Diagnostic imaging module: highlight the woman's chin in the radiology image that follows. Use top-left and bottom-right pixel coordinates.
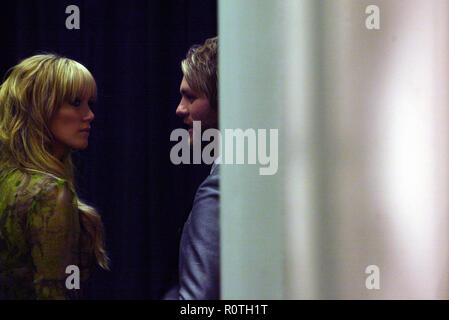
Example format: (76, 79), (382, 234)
(72, 141), (89, 150)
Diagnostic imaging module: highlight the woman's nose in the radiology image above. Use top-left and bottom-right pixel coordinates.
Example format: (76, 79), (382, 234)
(85, 108), (95, 122)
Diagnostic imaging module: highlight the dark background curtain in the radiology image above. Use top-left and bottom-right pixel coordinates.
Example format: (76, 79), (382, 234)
(0, 0), (217, 299)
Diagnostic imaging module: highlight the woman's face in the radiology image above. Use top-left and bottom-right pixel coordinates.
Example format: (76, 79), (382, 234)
(50, 96), (95, 159)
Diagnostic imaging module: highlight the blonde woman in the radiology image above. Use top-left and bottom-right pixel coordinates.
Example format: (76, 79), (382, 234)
(0, 54), (109, 299)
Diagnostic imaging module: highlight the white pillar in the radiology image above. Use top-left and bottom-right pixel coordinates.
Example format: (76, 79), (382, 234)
(284, 0), (449, 299)
(219, 0), (285, 299)
(220, 0), (449, 299)
(283, 0), (320, 299)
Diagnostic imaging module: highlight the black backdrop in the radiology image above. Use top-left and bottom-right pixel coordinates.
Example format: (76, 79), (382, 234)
(0, 0), (217, 299)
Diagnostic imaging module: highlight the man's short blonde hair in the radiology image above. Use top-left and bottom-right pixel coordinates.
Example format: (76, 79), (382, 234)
(181, 36), (218, 110)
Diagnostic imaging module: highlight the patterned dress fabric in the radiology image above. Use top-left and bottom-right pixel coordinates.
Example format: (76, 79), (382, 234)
(0, 169), (94, 299)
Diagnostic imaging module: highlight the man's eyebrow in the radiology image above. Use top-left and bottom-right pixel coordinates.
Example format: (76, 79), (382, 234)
(180, 88), (195, 96)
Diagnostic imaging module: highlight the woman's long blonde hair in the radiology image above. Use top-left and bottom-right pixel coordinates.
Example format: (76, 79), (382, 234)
(0, 54), (109, 270)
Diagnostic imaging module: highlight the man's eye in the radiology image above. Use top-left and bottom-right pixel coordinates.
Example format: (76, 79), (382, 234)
(70, 98), (81, 107)
(187, 95), (196, 102)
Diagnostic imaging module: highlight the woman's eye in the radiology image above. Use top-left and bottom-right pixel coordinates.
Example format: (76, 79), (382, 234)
(70, 98), (81, 107)
(88, 100), (95, 108)
(187, 95), (196, 102)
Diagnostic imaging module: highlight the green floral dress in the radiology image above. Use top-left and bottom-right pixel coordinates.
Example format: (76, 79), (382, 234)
(0, 169), (94, 299)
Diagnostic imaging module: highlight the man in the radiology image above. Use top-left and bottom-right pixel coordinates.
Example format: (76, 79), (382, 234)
(170, 36), (220, 299)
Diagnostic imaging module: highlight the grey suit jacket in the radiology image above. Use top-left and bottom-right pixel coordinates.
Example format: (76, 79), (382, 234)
(178, 162), (220, 299)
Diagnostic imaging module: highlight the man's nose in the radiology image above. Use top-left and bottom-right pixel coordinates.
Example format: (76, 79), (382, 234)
(176, 103), (188, 118)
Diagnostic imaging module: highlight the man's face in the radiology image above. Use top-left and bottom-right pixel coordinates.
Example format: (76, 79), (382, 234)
(176, 76), (218, 146)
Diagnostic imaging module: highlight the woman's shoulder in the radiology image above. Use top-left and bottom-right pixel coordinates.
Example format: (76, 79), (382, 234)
(1, 168), (72, 203)
(0, 169), (76, 240)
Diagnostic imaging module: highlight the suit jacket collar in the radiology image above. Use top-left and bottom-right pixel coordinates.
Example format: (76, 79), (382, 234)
(210, 159), (219, 175)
